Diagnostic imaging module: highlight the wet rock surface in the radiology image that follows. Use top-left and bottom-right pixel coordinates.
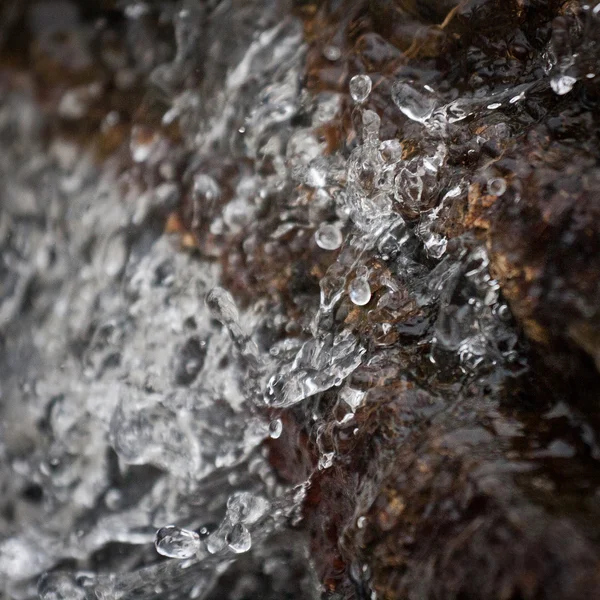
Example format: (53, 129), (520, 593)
(1, 1), (600, 599)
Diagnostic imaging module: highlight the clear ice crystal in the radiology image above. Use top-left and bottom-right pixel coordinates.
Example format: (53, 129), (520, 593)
(349, 74), (372, 103)
(155, 525), (201, 559)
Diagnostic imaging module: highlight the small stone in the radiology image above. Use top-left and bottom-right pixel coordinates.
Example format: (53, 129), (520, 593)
(350, 75), (372, 104)
(155, 526), (200, 559)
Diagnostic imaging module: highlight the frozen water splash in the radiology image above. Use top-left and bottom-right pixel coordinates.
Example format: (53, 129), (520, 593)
(0, 0), (535, 597)
(155, 526), (201, 559)
(265, 331), (366, 408)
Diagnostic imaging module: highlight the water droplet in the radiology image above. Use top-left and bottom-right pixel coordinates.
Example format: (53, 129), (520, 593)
(349, 75), (372, 104)
(349, 277), (371, 306)
(227, 523), (251, 553)
(550, 75), (577, 95)
(391, 82), (436, 123)
(193, 174), (221, 202)
(509, 91), (525, 104)
(269, 418), (283, 439)
(130, 126), (158, 163)
(99, 233), (128, 277)
(38, 572), (86, 600)
(379, 139), (402, 162)
(155, 525), (200, 559)
(487, 102), (502, 110)
(125, 2), (150, 19)
(315, 223), (343, 250)
(318, 451), (335, 470)
(226, 492), (269, 524)
(357, 516), (367, 529)
(497, 304), (511, 321)
(205, 287), (240, 326)
(323, 45), (341, 61)
(487, 177), (507, 196)
(362, 109), (381, 144)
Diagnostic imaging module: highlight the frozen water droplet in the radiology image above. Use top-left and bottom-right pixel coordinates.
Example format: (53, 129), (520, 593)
(362, 109), (380, 142)
(318, 451), (335, 470)
(269, 418), (283, 439)
(206, 287), (239, 326)
(379, 139), (402, 162)
(487, 177), (507, 196)
(315, 223), (343, 250)
(227, 492), (269, 524)
(227, 523), (251, 553)
(391, 82), (436, 123)
(349, 277), (371, 306)
(155, 525), (200, 559)
(349, 75), (372, 103)
(323, 45), (341, 61)
(550, 75), (577, 95)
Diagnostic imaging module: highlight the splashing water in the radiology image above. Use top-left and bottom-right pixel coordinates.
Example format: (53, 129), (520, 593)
(155, 526), (201, 559)
(3, 0), (581, 597)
